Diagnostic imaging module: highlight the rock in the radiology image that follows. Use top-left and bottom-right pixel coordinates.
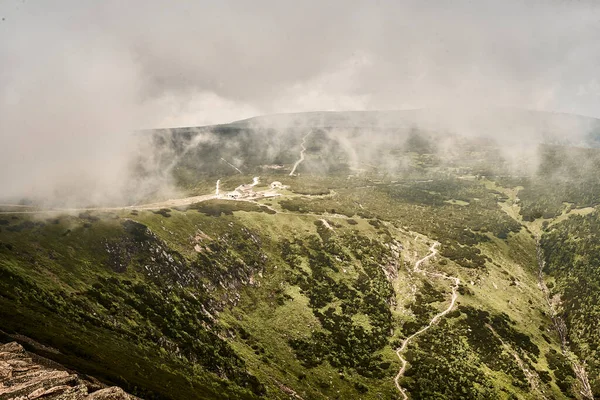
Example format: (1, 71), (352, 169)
(0, 342), (137, 399)
(87, 387), (133, 399)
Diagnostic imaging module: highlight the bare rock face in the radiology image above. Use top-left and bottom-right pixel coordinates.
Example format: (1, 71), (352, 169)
(0, 342), (137, 400)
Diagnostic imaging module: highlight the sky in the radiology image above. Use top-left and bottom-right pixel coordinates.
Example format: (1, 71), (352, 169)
(1, 0), (600, 203)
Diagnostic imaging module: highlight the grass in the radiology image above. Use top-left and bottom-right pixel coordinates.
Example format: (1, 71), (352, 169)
(3, 133), (599, 398)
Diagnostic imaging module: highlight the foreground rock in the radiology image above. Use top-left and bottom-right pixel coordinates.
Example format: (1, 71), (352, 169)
(0, 342), (137, 400)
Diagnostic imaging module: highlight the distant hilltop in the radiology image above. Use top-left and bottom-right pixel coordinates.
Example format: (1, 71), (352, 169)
(149, 108), (600, 148)
(230, 108), (600, 134)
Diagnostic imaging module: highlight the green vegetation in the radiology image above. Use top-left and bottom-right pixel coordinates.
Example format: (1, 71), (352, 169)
(4, 115), (600, 399)
(542, 210), (600, 396)
(189, 199), (276, 216)
(0, 214), (265, 399)
(284, 227), (396, 377)
(518, 145), (600, 220)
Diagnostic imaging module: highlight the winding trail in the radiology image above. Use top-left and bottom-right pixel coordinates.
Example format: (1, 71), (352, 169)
(394, 241), (460, 399)
(289, 132), (311, 176)
(0, 177), (339, 216)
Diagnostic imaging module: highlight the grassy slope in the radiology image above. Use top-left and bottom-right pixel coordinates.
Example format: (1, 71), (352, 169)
(541, 209), (600, 397)
(4, 124), (600, 399)
(0, 177), (575, 399)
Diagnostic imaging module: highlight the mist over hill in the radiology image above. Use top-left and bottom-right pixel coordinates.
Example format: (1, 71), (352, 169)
(3, 107), (600, 398)
(4, 2), (600, 398)
(168, 108), (600, 144)
(4, 107), (600, 208)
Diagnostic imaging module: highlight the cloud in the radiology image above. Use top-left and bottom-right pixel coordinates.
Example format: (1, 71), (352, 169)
(144, 91), (261, 129)
(1, 0), (600, 204)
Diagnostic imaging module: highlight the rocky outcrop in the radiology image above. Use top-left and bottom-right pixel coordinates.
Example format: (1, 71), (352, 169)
(0, 342), (136, 400)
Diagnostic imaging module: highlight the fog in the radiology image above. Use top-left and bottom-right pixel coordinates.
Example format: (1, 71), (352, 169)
(1, 1), (600, 205)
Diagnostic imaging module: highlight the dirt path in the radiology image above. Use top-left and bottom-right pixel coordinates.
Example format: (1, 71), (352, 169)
(220, 157), (243, 174)
(0, 193), (220, 215)
(289, 132), (311, 176)
(394, 242), (460, 399)
(318, 219), (334, 230)
(0, 177), (341, 216)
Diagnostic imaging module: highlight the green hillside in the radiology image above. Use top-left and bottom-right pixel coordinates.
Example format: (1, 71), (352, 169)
(1, 110), (599, 399)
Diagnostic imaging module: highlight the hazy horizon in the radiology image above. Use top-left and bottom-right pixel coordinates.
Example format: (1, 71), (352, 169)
(2, 0), (600, 204)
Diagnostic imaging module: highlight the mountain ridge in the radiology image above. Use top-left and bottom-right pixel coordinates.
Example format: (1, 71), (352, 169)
(2, 112), (600, 398)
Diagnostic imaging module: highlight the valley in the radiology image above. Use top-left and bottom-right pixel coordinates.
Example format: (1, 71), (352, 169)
(2, 110), (600, 399)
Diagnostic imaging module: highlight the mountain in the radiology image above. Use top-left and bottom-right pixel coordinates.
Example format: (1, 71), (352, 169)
(1, 109), (600, 399)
